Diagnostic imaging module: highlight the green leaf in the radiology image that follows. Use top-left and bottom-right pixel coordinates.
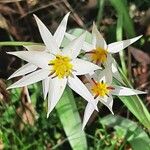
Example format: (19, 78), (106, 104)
(100, 115), (150, 150)
(56, 86), (87, 150)
(109, 0), (135, 37)
(118, 95), (150, 129)
(0, 41), (41, 46)
(115, 67), (150, 129)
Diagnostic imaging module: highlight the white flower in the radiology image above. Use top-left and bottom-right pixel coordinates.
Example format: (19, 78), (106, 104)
(8, 12), (70, 99)
(82, 67), (146, 130)
(65, 23), (142, 82)
(7, 15), (101, 117)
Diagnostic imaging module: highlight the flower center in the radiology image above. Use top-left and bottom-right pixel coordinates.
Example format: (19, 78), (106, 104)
(91, 79), (114, 98)
(49, 55), (73, 79)
(86, 47), (108, 64)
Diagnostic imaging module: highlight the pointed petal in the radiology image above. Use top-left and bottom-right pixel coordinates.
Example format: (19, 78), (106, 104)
(8, 63), (37, 80)
(33, 15), (59, 53)
(7, 69), (50, 89)
(63, 32), (86, 59)
(42, 77), (50, 100)
(82, 100), (98, 130)
(65, 32), (94, 52)
(47, 78), (67, 117)
(72, 58), (100, 75)
(100, 95), (114, 114)
(95, 67), (112, 84)
(54, 12), (70, 47)
(108, 35), (142, 53)
(111, 60), (124, 83)
(7, 51), (53, 69)
(111, 85), (146, 96)
(68, 76), (98, 111)
(24, 45), (46, 51)
(92, 22), (107, 49)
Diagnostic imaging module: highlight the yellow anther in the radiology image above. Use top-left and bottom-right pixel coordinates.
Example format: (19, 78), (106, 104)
(91, 80), (114, 98)
(86, 47), (108, 64)
(49, 55), (73, 79)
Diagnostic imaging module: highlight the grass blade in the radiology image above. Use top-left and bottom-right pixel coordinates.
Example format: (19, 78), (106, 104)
(56, 86), (87, 150)
(115, 67), (150, 129)
(110, 0), (135, 37)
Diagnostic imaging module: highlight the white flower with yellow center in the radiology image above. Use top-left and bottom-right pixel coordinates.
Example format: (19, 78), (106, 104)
(65, 23), (142, 82)
(7, 14), (101, 117)
(8, 12), (71, 100)
(82, 67), (146, 129)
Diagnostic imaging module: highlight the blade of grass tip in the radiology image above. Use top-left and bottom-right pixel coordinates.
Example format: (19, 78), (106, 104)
(0, 41), (41, 46)
(96, 0), (105, 28)
(116, 13), (127, 76)
(56, 86), (87, 150)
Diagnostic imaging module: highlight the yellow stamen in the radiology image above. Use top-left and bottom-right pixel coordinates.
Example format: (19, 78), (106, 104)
(87, 47), (108, 63)
(91, 80), (114, 98)
(49, 55), (73, 79)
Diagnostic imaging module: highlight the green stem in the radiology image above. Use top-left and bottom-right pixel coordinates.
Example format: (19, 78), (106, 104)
(96, 0), (105, 28)
(116, 13), (127, 76)
(0, 41), (41, 46)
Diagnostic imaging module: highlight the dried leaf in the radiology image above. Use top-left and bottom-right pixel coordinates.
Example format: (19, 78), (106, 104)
(16, 87), (37, 130)
(0, 79), (9, 103)
(0, 14), (9, 30)
(129, 46), (150, 65)
(0, 139), (4, 150)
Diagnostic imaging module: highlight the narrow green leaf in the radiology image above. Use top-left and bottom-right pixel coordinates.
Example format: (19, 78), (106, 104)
(110, 0), (135, 37)
(96, 0), (105, 28)
(116, 12), (127, 75)
(56, 86), (87, 150)
(0, 41), (41, 46)
(115, 67), (150, 129)
(118, 95), (150, 129)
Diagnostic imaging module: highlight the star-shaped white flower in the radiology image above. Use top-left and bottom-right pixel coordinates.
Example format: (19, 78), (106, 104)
(65, 23), (142, 82)
(82, 67), (146, 130)
(8, 12), (71, 100)
(7, 19), (100, 117)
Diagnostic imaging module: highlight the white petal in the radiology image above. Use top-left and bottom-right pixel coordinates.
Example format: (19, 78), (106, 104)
(95, 67), (112, 84)
(7, 51), (53, 69)
(68, 76), (98, 111)
(92, 22), (107, 49)
(54, 12), (70, 47)
(107, 35), (142, 53)
(7, 69), (50, 89)
(8, 63), (37, 80)
(72, 58), (100, 75)
(65, 32), (94, 52)
(82, 100), (98, 130)
(42, 77), (50, 100)
(99, 95), (114, 114)
(104, 54), (124, 83)
(33, 15), (59, 54)
(111, 85), (146, 96)
(62, 32), (86, 59)
(47, 78), (67, 117)
(24, 45), (46, 51)
(111, 60), (124, 83)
